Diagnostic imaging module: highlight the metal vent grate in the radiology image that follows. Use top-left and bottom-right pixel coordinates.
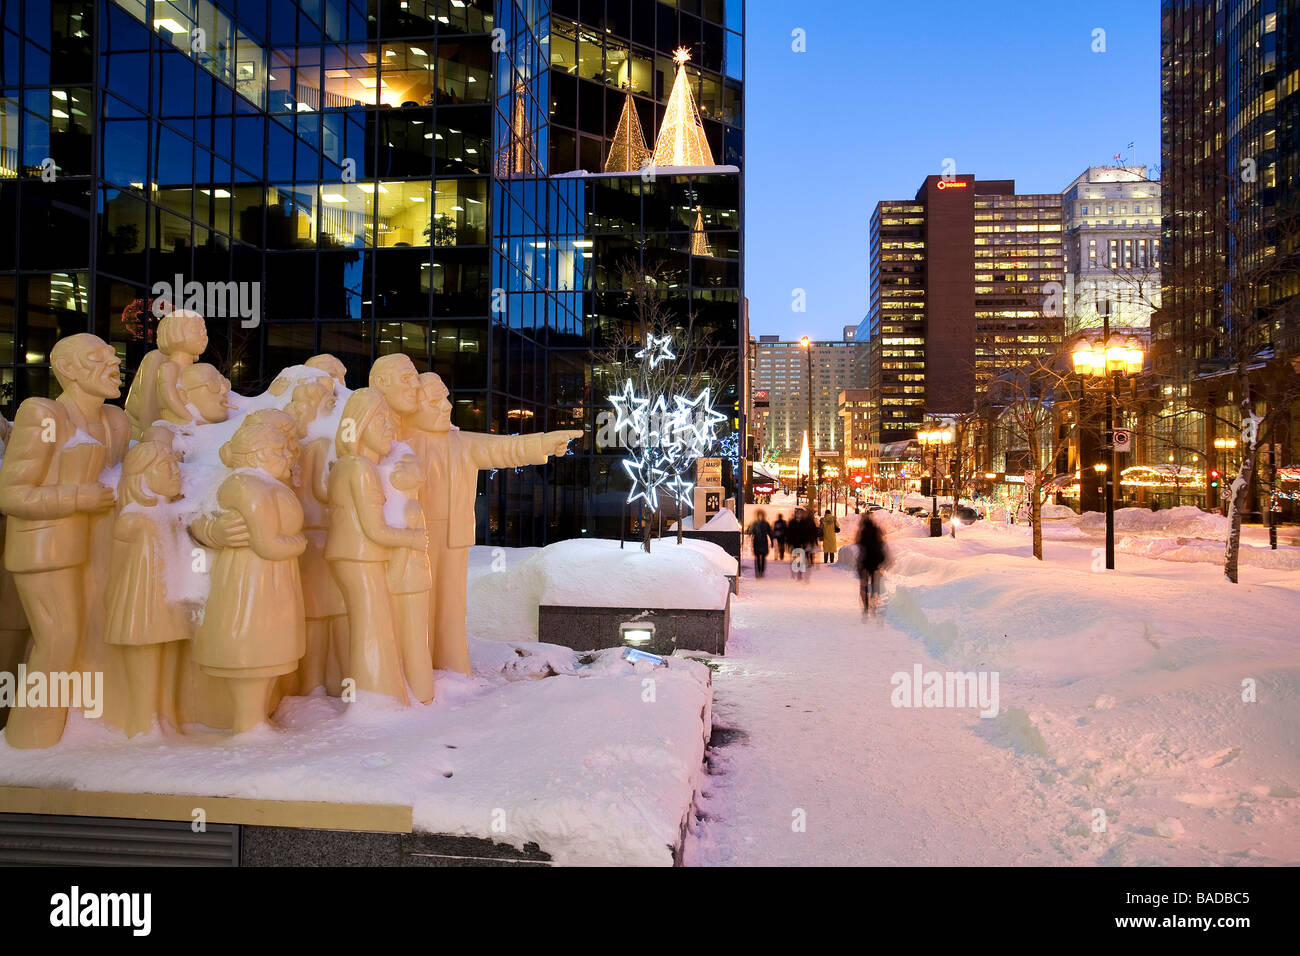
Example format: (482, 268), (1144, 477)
(0, 814), (239, 866)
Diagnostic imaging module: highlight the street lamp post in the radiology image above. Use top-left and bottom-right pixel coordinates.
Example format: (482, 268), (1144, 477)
(918, 426), (954, 538)
(1071, 322), (1144, 571)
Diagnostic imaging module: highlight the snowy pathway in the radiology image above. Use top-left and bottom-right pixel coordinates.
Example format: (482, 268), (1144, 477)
(685, 548), (1064, 865)
(685, 512), (1300, 866)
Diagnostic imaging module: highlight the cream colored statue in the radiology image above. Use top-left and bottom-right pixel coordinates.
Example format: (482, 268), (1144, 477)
(192, 422), (307, 733)
(0, 334), (131, 748)
(386, 454), (434, 703)
(395, 368), (581, 675)
(124, 310), (208, 439)
(306, 354), (348, 388)
(0, 415), (31, 730)
(284, 378), (349, 696)
(325, 388), (425, 703)
(103, 441), (191, 737)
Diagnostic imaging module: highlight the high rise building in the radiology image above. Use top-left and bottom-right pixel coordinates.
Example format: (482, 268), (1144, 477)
(858, 175), (1064, 448)
(1159, 0), (1300, 372)
(1160, 0), (1298, 517)
(1060, 166), (1161, 329)
(837, 387), (872, 472)
(0, 0), (744, 547)
(747, 330), (865, 461)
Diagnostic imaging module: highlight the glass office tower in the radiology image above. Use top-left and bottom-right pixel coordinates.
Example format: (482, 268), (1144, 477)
(0, 0), (744, 546)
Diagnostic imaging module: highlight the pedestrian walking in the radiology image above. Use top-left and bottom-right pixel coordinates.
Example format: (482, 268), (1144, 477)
(855, 514), (888, 614)
(787, 507), (811, 581)
(819, 509), (840, 563)
(747, 509), (774, 578)
(771, 513), (787, 561)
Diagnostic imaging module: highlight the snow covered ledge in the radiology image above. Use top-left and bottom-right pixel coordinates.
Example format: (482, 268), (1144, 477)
(516, 538), (735, 656)
(0, 640), (713, 866)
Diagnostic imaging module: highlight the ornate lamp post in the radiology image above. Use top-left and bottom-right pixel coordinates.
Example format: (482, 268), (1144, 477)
(918, 426), (954, 538)
(1071, 329), (1144, 570)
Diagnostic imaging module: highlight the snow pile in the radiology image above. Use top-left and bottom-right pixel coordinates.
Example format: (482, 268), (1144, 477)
(1078, 505), (1230, 537)
(699, 507), (741, 532)
(467, 537), (732, 643)
(0, 641), (714, 867)
(1118, 534), (1300, 570)
(1040, 503), (1077, 520)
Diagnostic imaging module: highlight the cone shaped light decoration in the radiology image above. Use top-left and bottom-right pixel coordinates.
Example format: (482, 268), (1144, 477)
(650, 48), (715, 168)
(604, 89), (652, 173)
(798, 431), (810, 478)
(690, 205), (711, 257)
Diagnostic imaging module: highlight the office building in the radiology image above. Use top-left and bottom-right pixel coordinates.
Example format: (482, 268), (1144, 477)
(858, 175), (1064, 447)
(747, 329), (865, 461)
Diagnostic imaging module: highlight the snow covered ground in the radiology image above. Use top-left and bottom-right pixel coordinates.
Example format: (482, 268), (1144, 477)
(686, 497), (1300, 865)
(0, 640), (712, 867)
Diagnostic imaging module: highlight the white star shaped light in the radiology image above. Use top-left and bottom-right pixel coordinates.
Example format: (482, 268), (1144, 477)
(635, 333), (677, 369)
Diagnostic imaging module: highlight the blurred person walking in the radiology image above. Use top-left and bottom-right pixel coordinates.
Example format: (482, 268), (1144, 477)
(771, 513), (787, 561)
(747, 509), (774, 578)
(819, 509), (840, 563)
(855, 514), (888, 614)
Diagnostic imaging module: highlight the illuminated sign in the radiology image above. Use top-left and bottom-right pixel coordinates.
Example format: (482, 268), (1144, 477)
(936, 180), (968, 191)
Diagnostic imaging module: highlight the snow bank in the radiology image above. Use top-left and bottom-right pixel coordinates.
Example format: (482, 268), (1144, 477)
(700, 507), (740, 532)
(467, 538), (732, 644)
(1078, 505), (1229, 537)
(0, 641), (713, 867)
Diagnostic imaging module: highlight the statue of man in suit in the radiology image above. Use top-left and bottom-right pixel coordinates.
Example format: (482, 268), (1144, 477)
(0, 334), (130, 748)
(369, 356), (580, 674)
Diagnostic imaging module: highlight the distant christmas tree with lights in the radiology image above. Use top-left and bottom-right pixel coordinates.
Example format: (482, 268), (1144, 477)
(604, 89), (652, 173)
(651, 47), (715, 168)
(690, 205), (711, 257)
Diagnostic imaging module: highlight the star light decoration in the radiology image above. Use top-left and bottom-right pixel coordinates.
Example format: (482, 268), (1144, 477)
(634, 333), (677, 369)
(613, 368), (726, 512)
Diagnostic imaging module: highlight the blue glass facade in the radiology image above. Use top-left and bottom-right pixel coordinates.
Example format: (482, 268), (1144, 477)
(0, 0), (742, 545)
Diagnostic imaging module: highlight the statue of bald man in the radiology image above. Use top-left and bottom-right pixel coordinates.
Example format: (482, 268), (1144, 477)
(369, 355), (580, 674)
(0, 334), (130, 747)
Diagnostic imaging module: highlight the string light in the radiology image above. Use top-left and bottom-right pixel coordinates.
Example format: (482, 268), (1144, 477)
(650, 47), (715, 168)
(604, 88), (652, 173)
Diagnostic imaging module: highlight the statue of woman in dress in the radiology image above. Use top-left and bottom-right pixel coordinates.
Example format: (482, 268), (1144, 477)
(284, 378), (349, 695)
(325, 388), (425, 704)
(103, 441), (191, 737)
(192, 422), (307, 733)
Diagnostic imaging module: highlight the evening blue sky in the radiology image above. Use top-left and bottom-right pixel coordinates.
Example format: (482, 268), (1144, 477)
(742, 0), (1161, 341)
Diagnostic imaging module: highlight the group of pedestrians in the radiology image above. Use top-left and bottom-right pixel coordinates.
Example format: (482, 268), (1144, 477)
(745, 504), (889, 616)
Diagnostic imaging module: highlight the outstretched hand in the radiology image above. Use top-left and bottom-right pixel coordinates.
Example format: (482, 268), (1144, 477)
(547, 429), (583, 457)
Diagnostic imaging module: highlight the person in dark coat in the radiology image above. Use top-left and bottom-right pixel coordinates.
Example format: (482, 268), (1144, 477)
(746, 509), (774, 577)
(855, 515), (888, 613)
(771, 514), (787, 561)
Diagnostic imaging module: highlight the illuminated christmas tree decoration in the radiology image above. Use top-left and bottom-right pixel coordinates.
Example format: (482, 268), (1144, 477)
(690, 206), (711, 257)
(604, 89), (652, 173)
(650, 47), (716, 168)
(635, 332), (677, 369)
(607, 339), (727, 514)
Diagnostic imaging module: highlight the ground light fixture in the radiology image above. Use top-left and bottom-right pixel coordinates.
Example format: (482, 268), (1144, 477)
(619, 621), (656, 647)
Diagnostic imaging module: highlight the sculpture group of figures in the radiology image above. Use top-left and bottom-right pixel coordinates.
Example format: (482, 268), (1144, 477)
(0, 312), (580, 749)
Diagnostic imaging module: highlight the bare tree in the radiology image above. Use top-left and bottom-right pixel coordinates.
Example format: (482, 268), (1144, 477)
(982, 345), (1098, 561)
(592, 259), (736, 550)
